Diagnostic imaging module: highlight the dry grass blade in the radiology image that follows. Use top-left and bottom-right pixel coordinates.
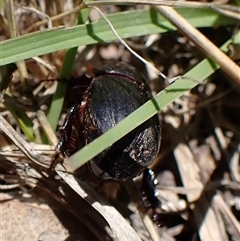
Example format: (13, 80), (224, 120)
(125, 180), (161, 241)
(156, 6), (240, 85)
(5, 0), (28, 87)
(24, 4), (82, 33)
(229, 143), (240, 183)
(56, 164), (142, 241)
(84, 0), (229, 9)
(1, 1), (239, 240)
(174, 144), (224, 241)
(211, 4), (240, 20)
(36, 110), (58, 146)
(20, 6), (53, 28)
(0, 115), (50, 167)
(85, 0), (240, 20)
(213, 193), (240, 240)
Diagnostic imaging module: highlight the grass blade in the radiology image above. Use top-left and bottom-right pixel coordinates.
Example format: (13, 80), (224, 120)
(47, 8), (90, 131)
(68, 57), (220, 171)
(1, 8), (237, 65)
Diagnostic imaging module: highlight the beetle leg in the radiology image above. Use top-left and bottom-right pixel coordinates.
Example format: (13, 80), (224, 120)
(140, 168), (161, 221)
(56, 104), (84, 157)
(50, 104), (84, 169)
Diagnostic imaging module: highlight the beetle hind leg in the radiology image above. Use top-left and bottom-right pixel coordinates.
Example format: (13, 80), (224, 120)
(140, 168), (161, 224)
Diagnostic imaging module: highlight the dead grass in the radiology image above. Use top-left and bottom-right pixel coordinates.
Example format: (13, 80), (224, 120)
(0, 1), (240, 241)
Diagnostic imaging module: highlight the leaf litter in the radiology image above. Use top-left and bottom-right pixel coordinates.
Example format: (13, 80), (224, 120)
(0, 1), (239, 241)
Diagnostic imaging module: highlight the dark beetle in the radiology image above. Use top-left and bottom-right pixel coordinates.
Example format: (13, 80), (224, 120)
(55, 62), (161, 181)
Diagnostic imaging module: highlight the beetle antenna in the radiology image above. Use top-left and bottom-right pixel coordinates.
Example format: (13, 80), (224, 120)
(90, 6), (171, 82)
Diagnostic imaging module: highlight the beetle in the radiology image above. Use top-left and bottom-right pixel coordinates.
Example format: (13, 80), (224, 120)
(54, 62), (161, 182)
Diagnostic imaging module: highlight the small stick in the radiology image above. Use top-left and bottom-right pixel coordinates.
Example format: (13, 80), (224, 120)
(156, 6), (240, 85)
(36, 110), (58, 146)
(85, 0), (240, 20)
(0, 115), (49, 168)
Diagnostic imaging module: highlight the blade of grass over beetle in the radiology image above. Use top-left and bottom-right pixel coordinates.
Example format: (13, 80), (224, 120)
(1, 8), (238, 66)
(67, 56), (220, 171)
(68, 36), (237, 171)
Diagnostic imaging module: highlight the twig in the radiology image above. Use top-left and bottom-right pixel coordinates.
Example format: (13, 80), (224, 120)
(20, 6), (53, 28)
(5, 0), (28, 88)
(0, 115), (49, 168)
(84, 0), (228, 9)
(36, 110), (58, 146)
(85, 0), (240, 20)
(56, 163), (142, 241)
(214, 193), (240, 240)
(156, 6), (240, 85)
(24, 4), (83, 33)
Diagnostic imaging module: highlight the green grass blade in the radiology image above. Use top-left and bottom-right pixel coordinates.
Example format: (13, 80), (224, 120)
(68, 38), (235, 171)
(4, 101), (35, 141)
(68, 57), (218, 171)
(1, 8), (237, 65)
(47, 8), (90, 131)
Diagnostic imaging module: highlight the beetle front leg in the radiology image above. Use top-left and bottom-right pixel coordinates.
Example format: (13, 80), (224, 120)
(56, 104), (85, 157)
(50, 104), (84, 170)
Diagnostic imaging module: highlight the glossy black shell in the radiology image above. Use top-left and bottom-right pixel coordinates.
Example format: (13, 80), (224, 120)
(83, 62), (161, 181)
